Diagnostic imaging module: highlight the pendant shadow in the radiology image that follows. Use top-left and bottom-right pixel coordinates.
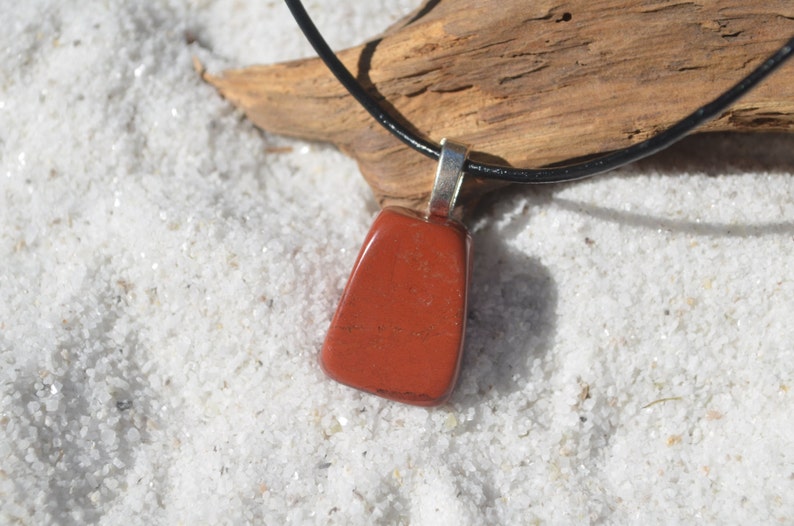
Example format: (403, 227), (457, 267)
(449, 131), (794, 407)
(452, 223), (558, 406)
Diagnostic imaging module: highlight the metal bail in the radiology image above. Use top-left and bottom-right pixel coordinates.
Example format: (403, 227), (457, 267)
(428, 138), (468, 219)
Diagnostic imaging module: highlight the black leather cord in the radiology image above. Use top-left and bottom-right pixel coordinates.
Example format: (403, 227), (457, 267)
(285, 0), (794, 184)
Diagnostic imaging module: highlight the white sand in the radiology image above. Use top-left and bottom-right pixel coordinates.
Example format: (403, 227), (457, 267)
(2, 1), (793, 524)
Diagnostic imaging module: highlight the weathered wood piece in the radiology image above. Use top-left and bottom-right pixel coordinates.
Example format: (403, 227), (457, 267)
(205, 0), (794, 212)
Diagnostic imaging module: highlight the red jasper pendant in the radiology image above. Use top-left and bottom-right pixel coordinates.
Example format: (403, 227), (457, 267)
(321, 207), (472, 405)
(320, 139), (471, 406)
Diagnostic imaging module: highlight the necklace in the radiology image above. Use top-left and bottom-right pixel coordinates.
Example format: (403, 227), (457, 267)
(285, 0), (794, 405)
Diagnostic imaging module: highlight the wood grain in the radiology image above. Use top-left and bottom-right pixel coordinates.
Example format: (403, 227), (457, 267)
(205, 0), (794, 212)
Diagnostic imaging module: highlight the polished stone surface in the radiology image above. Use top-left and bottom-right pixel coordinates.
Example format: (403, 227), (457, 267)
(321, 207), (472, 406)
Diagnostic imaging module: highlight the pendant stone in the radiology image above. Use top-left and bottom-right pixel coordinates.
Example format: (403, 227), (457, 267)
(320, 139), (471, 406)
(321, 207), (471, 405)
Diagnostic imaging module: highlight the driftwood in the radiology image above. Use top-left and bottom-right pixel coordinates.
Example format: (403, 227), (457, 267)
(205, 0), (794, 212)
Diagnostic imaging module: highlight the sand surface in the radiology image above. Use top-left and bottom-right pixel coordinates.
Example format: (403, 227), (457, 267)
(2, 1), (794, 524)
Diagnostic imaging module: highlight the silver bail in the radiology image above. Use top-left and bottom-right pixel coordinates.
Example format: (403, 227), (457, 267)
(428, 138), (468, 219)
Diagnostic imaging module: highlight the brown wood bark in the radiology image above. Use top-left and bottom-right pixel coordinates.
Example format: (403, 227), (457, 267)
(205, 0), (794, 213)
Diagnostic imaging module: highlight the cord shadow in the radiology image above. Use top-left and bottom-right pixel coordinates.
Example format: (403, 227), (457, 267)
(475, 132), (794, 239)
(567, 132), (794, 237)
(551, 196), (794, 238)
(630, 131), (794, 176)
(355, 38), (435, 150)
(404, 0), (443, 26)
